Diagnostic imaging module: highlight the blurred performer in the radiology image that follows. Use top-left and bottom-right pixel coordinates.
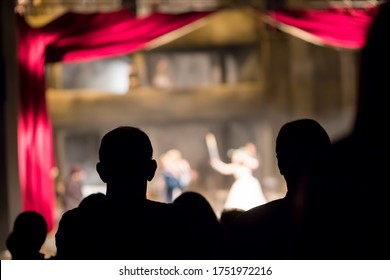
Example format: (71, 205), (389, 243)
(160, 149), (197, 203)
(63, 164), (85, 212)
(152, 57), (172, 89)
(206, 133), (267, 211)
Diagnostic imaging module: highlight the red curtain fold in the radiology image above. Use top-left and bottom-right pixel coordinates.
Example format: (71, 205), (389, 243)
(44, 10), (211, 62)
(268, 6), (378, 49)
(17, 19), (58, 232)
(16, 9), (211, 231)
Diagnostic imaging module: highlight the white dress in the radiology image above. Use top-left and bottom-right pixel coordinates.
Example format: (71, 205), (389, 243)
(223, 167), (267, 211)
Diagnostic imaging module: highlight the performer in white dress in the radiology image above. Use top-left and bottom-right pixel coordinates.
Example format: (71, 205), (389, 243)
(206, 133), (267, 211)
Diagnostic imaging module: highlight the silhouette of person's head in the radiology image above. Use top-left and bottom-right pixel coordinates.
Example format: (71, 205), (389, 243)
(276, 119), (331, 193)
(173, 191), (227, 259)
(96, 126), (157, 199)
(6, 211), (48, 260)
(174, 191), (217, 221)
(79, 192), (106, 209)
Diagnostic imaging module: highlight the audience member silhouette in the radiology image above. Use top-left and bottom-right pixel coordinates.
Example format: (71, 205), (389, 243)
(235, 119), (331, 259)
(6, 211), (48, 260)
(55, 126), (183, 259)
(172, 191), (229, 259)
(219, 208), (245, 251)
(319, 1), (390, 259)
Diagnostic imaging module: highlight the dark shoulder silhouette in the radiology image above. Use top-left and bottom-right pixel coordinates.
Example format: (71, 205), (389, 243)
(326, 2), (390, 259)
(6, 211), (48, 260)
(220, 209), (244, 232)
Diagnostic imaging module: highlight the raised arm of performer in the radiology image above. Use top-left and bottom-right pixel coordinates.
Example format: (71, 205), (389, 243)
(206, 133), (236, 175)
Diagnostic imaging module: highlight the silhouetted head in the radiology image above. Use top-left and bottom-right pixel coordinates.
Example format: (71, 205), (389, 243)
(79, 192), (106, 209)
(6, 211), (47, 260)
(173, 191), (217, 221)
(96, 126), (157, 198)
(276, 119), (331, 189)
(173, 191), (226, 259)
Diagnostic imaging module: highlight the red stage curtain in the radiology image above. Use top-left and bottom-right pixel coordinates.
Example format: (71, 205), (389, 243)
(16, 9), (211, 231)
(267, 6), (378, 49)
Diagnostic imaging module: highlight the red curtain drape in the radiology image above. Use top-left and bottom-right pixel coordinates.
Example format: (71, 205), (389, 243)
(16, 9), (211, 231)
(267, 6), (378, 49)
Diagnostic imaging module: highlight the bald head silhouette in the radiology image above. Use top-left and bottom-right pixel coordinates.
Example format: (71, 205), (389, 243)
(96, 126), (157, 199)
